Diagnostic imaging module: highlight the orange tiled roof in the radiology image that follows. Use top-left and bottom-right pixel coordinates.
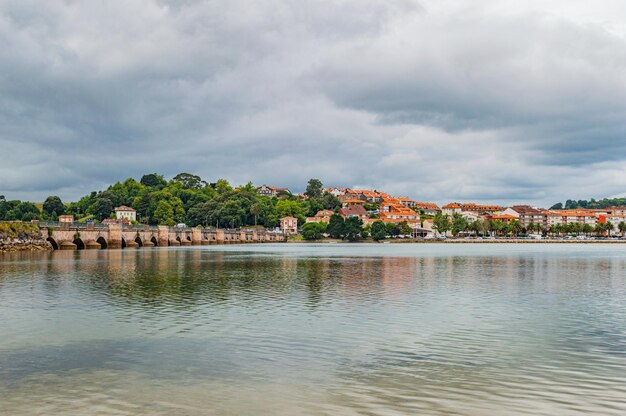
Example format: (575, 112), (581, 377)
(413, 202), (440, 210)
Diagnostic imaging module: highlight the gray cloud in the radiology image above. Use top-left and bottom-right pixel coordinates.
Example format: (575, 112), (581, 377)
(1, 0), (626, 206)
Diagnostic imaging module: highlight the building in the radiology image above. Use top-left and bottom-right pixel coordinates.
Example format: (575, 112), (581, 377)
(338, 205), (369, 221)
(504, 206), (547, 229)
(442, 203), (461, 216)
(324, 187), (349, 197)
(280, 216), (298, 235)
(114, 206), (136, 222)
(395, 197), (417, 208)
(378, 201), (420, 223)
(59, 215), (74, 223)
(490, 214), (518, 223)
(341, 199), (366, 209)
(545, 210), (598, 228)
(257, 185), (289, 198)
(347, 189), (383, 203)
(413, 202), (440, 216)
(305, 210), (334, 223)
(460, 203), (503, 215)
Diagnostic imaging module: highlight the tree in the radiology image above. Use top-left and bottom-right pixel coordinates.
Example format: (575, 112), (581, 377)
(250, 203), (262, 226)
(606, 221), (614, 237)
(140, 173), (167, 188)
(371, 220), (387, 241)
(385, 222), (399, 237)
(301, 222), (327, 240)
(327, 214), (345, 238)
(450, 213), (468, 236)
(343, 217), (364, 241)
(398, 221), (412, 236)
(322, 192), (341, 211)
(154, 200), (175, 225)
(172, 173), (208, 189)
(276, 199), (305, 224)
(549, 202), (563, 210)
(305, 178), (323, 199)
(433, 213), (450, 235)
(89, 198), (113, 221)
(508, 220), (522, 236)
(43, 196), (65, 217)
(619, 221), (626, 236)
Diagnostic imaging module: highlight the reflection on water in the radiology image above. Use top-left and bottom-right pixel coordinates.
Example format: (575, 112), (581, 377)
(1, 244), (626, 415)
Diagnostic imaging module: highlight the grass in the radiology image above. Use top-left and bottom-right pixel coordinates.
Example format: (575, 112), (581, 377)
(0, 222), (40, 239)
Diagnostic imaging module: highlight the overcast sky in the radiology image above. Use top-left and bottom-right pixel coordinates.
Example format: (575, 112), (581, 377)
(1, 0), (626, 206)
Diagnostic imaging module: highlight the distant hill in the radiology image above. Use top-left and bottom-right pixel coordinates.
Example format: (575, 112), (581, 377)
(550, 197), (626, 210)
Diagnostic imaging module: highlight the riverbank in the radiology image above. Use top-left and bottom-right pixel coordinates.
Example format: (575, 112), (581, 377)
(0, 222), (51, 252)
(289, 238), (626, 244)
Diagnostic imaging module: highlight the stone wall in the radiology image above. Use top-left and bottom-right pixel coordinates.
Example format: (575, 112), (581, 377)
(0, 222), (52, 252)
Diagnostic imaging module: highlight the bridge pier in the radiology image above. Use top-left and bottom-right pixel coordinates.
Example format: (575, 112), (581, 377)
(59, 241), (77, 250)
(158, 226), (169, 247)
(86, 241), (102, 250)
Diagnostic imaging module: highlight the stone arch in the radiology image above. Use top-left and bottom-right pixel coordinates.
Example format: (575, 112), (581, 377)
(176, 236), (182, 243)
(96, 236), (108, 249)
(73, 238), (85, 250)
(135, 236), (143, 247)
(151, 236), (158, 246)
(47, 237), (59, 250)
(121, 238), (127, 249)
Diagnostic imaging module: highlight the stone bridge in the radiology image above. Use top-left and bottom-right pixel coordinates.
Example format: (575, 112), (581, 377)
(43, 223), (287, 250)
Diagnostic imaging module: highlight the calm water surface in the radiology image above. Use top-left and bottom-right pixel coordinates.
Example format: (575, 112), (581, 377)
(1, 243), (626, 415)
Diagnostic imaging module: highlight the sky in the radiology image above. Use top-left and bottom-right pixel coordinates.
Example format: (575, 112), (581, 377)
(1, 0), (626, 207)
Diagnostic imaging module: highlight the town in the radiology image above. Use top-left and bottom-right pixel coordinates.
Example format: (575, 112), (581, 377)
(2, 173), (626, 243)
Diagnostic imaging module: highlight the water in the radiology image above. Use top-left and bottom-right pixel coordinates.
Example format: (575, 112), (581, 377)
(1, 243), (625, 415)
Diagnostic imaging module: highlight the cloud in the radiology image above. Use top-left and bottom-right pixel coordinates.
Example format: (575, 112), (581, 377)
(0, 0), (625, 206)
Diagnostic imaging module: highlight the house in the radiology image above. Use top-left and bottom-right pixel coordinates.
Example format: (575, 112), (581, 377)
(347, 189), (383, 203)
(442, 203), (461, 216)
(114, 206), (136, 222)
(413, 202), (440, 216)
(341, 199), (366, 209)
(460, 211), (482, 223)
(305, 210), (334, 223)
(324, 187), (349, 197)
(338, 205), (369, 221)
(378, 202), (419, 223)
(280, 216), (298, 235)
(59, 215), (74, 223)
(257, 185), (289, 198)
(395, 197), (417, 208)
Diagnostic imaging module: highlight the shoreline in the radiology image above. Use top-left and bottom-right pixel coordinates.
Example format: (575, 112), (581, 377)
(288, 238), (626, 244)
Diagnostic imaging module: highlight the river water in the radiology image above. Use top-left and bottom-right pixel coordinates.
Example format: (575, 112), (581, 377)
(1, 243), (625, 415)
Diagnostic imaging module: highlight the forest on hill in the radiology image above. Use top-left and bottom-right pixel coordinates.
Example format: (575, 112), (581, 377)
(550, 197), (626, 210)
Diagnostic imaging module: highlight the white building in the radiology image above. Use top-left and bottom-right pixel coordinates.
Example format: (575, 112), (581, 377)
(114, 206), (136, 222)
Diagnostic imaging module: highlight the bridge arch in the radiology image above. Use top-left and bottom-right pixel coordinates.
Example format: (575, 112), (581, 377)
(47, 237), (59, 250)
(73, 238), (85, 250)
(121, 238), (127, 249)
(151, 236), (158, 246)
(96, 236), (108, 249)
(135, 236), (143, 247)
